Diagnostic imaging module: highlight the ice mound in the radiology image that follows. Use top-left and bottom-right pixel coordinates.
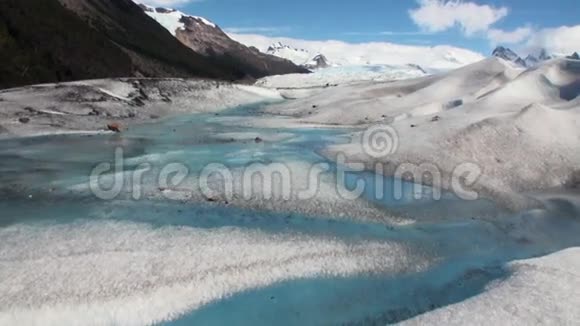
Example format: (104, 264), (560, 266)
(403, 247), (580, 325)
(479, 58), (580, 108)
(264, 58), (522, 125)
(293, 58), (580, 209)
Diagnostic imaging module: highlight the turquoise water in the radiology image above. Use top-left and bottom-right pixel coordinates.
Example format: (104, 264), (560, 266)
(170, 262), (507, 325)
(1, 103), (580, 324)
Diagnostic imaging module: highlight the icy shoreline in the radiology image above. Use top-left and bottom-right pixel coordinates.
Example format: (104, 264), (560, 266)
(2, 56), (580, 211)
(0, 78), (282, 139)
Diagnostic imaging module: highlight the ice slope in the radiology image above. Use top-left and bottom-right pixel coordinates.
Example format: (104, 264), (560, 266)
(403, 247), (580, 325)
(264, 57), (522, 123)
(229, 33), (485, 71)
(265, 57), (580, 209)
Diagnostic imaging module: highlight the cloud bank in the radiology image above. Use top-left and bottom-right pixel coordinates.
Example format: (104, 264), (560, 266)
(409, 0), (580, 55)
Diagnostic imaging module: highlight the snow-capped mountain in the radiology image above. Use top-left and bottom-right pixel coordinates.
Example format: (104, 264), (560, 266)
(264, 42), (332, 69)
(266, 42), (311, 64)
(524, 49), (553, 67)
(304, 54), (330, 69)
(493, 46), (553, 68)
(537, 48), (553, 61)
(228, 33), (485, 71)
(492, 46), (523, 64)
(524, 54), (540, 67)
(138, 4), (308, 78)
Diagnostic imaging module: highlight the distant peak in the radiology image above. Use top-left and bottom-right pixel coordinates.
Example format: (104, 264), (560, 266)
(492, 46), (519, 61)
(492, 46), (507, 52)
(303, 54), (330, 69)
(492, 46), (555, 68)
(537, 48), (552, 61)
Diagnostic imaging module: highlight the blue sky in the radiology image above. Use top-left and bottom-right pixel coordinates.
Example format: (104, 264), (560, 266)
(147, 0), (580, 54)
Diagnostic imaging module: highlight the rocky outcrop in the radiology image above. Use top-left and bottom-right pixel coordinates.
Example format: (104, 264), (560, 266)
(407, 64), (428, 74)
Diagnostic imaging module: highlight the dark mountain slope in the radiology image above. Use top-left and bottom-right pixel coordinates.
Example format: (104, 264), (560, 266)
(58, 0), (245, 79)
(0, 0), (304, 89)
(0, 0), (136, 89)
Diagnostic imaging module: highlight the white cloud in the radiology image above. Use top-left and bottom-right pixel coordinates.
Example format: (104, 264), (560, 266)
(487, 26), (533, 45)
(409, 0), (508, 36)
(525, 25), (580, 55)
(343, 31), (432, 36)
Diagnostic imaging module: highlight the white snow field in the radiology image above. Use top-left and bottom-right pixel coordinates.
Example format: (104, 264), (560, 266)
(0, 220), (430, 326)
(255, 65), (429, 97)
(229, 33), (485, 71)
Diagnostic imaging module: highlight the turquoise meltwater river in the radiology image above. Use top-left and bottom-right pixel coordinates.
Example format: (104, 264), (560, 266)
(1, 104), (580, 325)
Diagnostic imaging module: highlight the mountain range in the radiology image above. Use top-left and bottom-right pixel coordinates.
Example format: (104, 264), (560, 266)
(492, 46), (554, 68)
(228, 34), (485, 71)
(3, 0), (553, 91)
